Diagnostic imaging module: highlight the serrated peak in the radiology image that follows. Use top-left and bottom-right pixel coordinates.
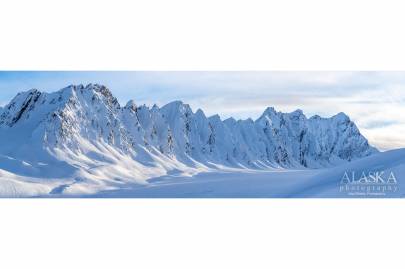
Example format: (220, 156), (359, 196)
(125, 100), (137, 111)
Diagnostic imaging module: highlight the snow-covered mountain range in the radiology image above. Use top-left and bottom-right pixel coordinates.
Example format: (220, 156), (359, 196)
(0, 84), (378, 196)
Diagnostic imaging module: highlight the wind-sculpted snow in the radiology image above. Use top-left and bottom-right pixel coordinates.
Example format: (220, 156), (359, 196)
(87, 149), (405, 198)
(0, 84), (378, 196)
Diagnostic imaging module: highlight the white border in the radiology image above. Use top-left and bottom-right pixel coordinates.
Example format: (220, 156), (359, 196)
(1, 0), (405, 268)
(1, 200), (404, 269)
(1, 0), (405, 70)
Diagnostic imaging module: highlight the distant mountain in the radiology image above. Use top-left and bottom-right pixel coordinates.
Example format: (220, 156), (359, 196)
(0, 84), (377, 196)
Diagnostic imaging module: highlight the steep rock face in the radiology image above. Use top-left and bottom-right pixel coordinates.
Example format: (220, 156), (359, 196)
(0, 85), (132, 151)
(44, 85), (131, 151)
(308, 113), (374, 162)
(0, 89), (43, 127)
(160, 101), (213, 161)
(0, 84), (377, 172)
(255, 109), (376, 168)
(129, 103), (174, 155)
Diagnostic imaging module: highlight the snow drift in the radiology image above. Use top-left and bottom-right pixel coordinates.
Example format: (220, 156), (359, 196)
(287, 148), (405, 198)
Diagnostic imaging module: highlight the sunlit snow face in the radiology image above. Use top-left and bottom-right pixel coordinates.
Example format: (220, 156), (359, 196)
(0, 71), (404, 151)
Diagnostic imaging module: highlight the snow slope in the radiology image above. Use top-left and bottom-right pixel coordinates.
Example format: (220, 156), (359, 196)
(287, 148), (405, 198)
(87, 149), (405, 198)
(0, 84), (379, 197)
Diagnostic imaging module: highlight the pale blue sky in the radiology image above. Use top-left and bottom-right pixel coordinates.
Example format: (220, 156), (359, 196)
(0, 71), (404, 150)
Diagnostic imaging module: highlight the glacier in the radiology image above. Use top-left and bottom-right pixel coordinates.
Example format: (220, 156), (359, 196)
(0, 83), (390, 197)
(87, 149), (405, 198)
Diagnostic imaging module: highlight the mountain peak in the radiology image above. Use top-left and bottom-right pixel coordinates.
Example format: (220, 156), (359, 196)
(0, 88), (43, 126)
(12, 88), (42, 101)
(263, 106), (277, 115)
(195, 108), (206, 118)
(151, 104), (160, 112)
(125, 100), (137, 111)
(309, 115), (323, 120)
(208, 114), (221, 121)
(287, 109), (306, 121)
(60, 83), (113, 96)
(162, 100), (187, 109)
(164, 100), (183, 105)
(85, 83), (109, 93)
(332, 112), (350, 123)
(161, 100), (192, 118)
(291, 109), (303, 115)
(224, 117), (236, 123)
